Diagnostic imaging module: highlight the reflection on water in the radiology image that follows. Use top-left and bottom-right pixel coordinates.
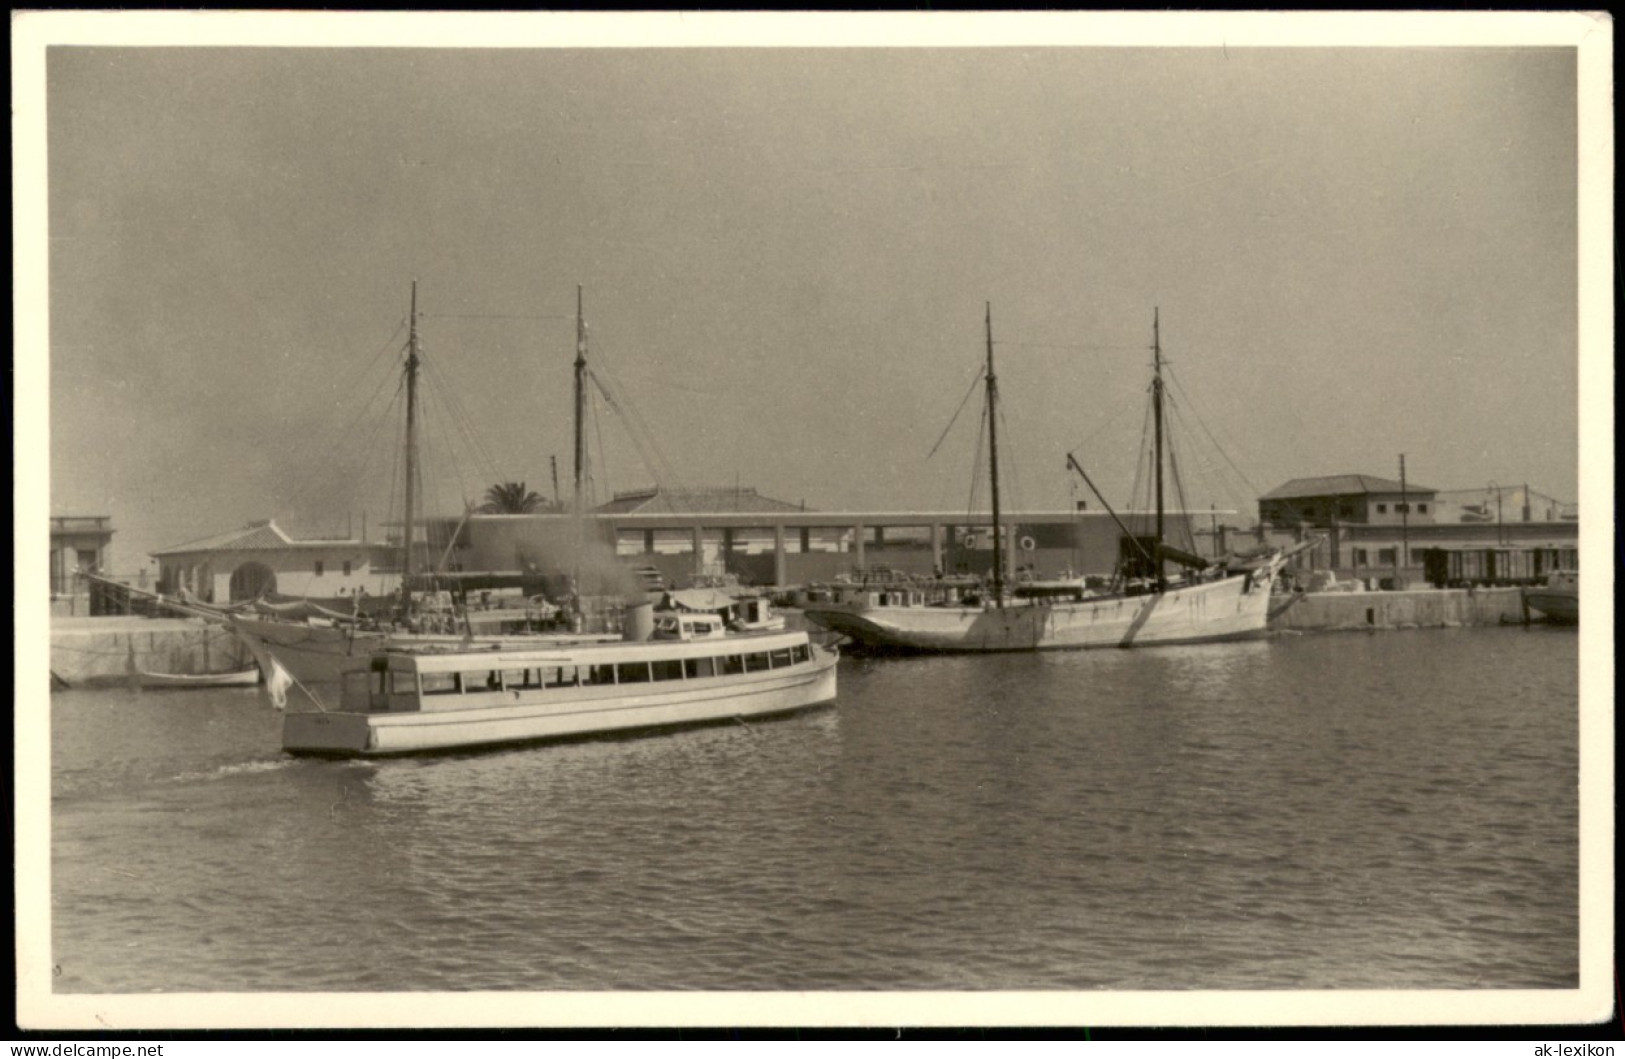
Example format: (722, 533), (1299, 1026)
(49, 626), (1578, 992)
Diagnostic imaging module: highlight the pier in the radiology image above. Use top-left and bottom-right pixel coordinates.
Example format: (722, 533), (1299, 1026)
(49, 615), (254, 688)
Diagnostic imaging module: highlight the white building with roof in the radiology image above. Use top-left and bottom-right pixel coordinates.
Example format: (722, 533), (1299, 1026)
(151, 519), (384, 603)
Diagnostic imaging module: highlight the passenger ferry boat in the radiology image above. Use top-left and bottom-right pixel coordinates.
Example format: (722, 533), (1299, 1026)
(281, 615), (838, 757)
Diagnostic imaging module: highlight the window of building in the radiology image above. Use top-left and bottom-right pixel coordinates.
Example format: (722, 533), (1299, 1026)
(1397, 503), (1410, 514)
(1353, 548), (1369, 565)
(1376, 504), (1387, 514)
(1418, 503), (1428, 514)
(1378, 548), (1397, 564)
(1338, 504), (1354, 519)
(343, 560), (352, 576)
(314, 560), (325, 577)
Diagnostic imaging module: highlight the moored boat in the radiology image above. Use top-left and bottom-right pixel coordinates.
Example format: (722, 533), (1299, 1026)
(281, 625), (838, 757)
(656, 587), (786, 632)
(135, 667), (261, 690)
(801, 305), (1293, 652)
(1524, 570), (1579, 624)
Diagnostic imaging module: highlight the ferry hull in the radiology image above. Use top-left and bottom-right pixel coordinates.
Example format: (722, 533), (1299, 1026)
(803, 571), (1276, 652)
(283, 651), (839, 757)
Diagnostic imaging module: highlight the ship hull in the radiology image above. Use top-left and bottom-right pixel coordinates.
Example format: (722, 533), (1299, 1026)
(803, 569), (1277, 652)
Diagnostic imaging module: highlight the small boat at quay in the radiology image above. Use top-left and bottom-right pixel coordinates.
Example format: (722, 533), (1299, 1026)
(801, 305), (1292, 652)
(281, 621), (839, 757)
(1524, 570), (1579, 624)
(136, 667), (261, 690)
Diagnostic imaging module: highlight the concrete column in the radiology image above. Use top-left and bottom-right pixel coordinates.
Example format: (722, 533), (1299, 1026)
(643, 528), (655, 555)
(930, 522), (944, 573)
(692, 524), (704, 580)
(773, 524), (787, 587)
(854, 522), (866, 571)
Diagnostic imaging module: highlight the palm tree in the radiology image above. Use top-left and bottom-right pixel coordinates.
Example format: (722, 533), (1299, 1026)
(480, 481), (548, 514)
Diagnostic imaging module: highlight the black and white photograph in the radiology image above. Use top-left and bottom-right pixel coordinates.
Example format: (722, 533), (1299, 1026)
(14, 10), (1612, 1032)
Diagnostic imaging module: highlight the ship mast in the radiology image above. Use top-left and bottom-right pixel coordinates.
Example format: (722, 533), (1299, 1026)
(399, 280), (421, 612)
(573, 284), (588, 513)
(1151, 307), (1166, 591)
(570, 286), (588, 606)
(986, 302), (1005, 607)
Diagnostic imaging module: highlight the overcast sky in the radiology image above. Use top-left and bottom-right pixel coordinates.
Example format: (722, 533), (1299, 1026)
(24, 14), (1601, 573)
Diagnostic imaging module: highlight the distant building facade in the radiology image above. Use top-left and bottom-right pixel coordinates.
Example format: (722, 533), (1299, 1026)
(456, 486), (1208, 589)
(1257, 473), (1577, 582)
(1259, 474), (1439, 528)
(152, 520), (383, 603)
(50, 515), (114, 597)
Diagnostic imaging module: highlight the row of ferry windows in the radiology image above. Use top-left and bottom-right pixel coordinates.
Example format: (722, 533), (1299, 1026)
(415, 644), (812, 696)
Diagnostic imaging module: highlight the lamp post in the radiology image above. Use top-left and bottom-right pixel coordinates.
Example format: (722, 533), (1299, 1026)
(1398, 454), (1410, 572)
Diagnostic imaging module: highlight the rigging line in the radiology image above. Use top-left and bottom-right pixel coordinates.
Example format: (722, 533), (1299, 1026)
(418, 384), (477, 520)
(417, 355), (504, 491)
(1128, 394), (1156, 535)
(966, 388), (989, 525)
(1066, 388), (1143, 455)
(309, 380), (407, 530)
(266, 324), (407, 517)
(997, 341), (1149, 352)
(995, 402), (1028, 519)
(590, 384), (611, 510)
(1167, 398), (1250, 517)
(610, 368), (688, 497)
(424, 333), (510, 474)
(277, 356), (406, 527)
(1165, 367), (1262, 498)
(591, 370), (661, 496)
(420, 313), (572, 321)
(587, 355), (692, 503)
(592, 341), (691, 496)
(927, 368), (986, 460)
(1163, 413), (1195, 552)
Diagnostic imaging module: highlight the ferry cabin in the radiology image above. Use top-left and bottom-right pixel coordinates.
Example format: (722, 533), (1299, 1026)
(343, 637), (817, 713)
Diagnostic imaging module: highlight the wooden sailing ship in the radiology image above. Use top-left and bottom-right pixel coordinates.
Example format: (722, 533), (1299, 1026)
(801, 306), (1291, 651)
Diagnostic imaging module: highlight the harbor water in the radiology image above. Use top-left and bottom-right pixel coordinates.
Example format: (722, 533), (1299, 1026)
(49, 625), (1578, 993)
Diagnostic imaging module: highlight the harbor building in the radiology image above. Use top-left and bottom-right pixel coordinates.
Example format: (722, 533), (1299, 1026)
(1257, 474), (1577, 585)
(152, 489), (1213, 600)
(50, 515), (114, 597)
(143, 473), (1573, 602)
(152, 519), (380, 603)
(440, 487), (1210, 591)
